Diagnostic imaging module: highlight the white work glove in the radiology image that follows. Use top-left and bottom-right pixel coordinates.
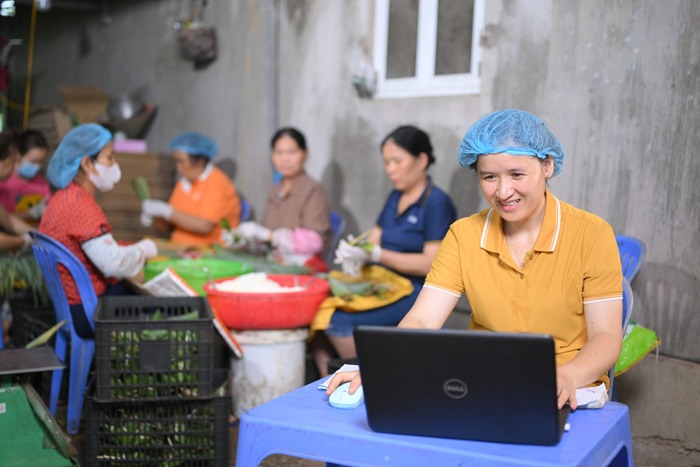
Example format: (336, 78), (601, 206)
(21, 231), (33, 247)
(142, 199), (173, 221)
(220, 229), (246, 249)
(236, 221), (272, 242)
(221, 229), (234, 247)
(334, 238), (382, 263)
(27, 199), (47, 220)
(333, 238), (382, 277)
(135, 239), (158, 259)
(140, 212), (153, 227)
(271, 228), (294, 255)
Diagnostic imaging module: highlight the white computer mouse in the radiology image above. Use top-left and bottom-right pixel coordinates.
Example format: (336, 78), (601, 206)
(328, 382), (364, 409)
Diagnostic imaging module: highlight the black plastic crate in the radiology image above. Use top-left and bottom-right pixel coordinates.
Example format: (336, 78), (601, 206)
(9, 302), (70, 401)
(84, 395), (230, 466)
(10, 302), (56, 348)
(94, 296), (216, 402)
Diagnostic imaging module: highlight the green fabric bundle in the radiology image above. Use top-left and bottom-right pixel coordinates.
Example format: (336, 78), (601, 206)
(614, 321), (661, 376)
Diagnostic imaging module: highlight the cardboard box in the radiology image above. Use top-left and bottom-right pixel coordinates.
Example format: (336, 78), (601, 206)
(95, 152), (177, 242)
(28, 105), (72, 152)
(57, 84), (109, 124)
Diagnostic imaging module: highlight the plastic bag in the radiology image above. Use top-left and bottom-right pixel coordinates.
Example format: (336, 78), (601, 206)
(614, 321), (662, 376)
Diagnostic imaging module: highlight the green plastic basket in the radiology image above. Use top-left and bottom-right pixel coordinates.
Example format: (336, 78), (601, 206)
(144, 258), (254, 295)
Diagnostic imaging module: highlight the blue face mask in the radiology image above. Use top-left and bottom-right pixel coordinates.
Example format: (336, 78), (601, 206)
(18, 162), (41, 180)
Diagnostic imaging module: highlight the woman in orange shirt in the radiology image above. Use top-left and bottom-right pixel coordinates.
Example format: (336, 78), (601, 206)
(140, 132), (241, 246)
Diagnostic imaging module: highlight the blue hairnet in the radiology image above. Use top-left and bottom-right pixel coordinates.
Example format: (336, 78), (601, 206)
(457, 109), (565, 177)
(170, 132), (218, 159)
(47, 124), (112, 189)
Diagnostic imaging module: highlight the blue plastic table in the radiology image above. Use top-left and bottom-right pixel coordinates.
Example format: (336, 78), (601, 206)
(236, 381), (633, 466)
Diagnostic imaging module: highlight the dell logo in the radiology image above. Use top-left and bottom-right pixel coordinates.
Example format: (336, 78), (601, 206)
(443, 378), (468, 399)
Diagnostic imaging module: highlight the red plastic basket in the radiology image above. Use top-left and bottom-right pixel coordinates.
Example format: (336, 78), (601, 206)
(203, 274), (330, 330)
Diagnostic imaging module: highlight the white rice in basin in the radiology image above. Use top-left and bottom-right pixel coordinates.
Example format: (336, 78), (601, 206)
(215, 272), (304, 293)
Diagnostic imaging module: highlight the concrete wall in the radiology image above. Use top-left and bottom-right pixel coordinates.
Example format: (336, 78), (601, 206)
(275, 1), (485, 237)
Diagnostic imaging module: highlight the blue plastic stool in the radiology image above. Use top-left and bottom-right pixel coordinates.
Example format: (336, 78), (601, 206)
(240, 199), (252, 223)
(616, 235), (646, 283)
(608, 277), (634, 401)
(327, 211), (346, 264)
(237, 381), (633, 466)
(30, 230), (98, 435)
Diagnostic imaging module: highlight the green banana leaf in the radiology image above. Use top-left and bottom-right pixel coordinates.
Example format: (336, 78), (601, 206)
(25, 320), (66, 349)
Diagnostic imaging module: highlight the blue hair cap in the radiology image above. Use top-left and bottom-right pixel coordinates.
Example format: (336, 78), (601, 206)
(457, 109), (565, 177)
(170, 132), (218, 159)
(47, 123), (112, 189)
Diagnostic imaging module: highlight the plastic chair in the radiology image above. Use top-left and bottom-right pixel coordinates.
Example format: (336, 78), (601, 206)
(29, 230), (98, 435)
(616, 235), (646, 283)
(327, 211), (346, 264)
(608, 276), (633, 401)
(240, 199), (252, 223)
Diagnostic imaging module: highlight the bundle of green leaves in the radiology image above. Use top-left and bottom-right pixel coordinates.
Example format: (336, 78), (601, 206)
(0, 250), (50, 306)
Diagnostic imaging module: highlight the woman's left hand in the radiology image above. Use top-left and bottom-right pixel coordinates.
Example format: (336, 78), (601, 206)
(236, 221), (272, 242)
(556, 365), (579, 410)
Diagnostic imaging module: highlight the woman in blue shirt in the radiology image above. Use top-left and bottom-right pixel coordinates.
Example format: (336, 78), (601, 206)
(326, 125), (457, 366)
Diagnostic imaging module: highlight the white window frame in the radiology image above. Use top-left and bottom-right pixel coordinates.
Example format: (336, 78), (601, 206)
(372, 0), (485, 99)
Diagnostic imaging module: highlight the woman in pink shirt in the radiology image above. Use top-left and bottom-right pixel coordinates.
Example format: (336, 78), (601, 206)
(0, 130), (52, 222)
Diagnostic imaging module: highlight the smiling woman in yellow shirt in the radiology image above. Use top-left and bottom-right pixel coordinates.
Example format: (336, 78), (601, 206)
(327, 110), (623, 411)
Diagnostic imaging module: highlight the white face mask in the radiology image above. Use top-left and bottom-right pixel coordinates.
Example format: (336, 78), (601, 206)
(88, 161), (122, 192)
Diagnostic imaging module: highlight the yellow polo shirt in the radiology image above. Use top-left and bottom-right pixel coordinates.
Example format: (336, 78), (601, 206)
(425, 191), (622, 374)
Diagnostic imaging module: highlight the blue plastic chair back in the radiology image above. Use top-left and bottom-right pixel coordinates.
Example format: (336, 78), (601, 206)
(327, 211), (346, 264)
(608, 276), (633, 400)
(616, 235), (646, 283)
(30, 230), (98, 434)
(240, 199), (252, 223)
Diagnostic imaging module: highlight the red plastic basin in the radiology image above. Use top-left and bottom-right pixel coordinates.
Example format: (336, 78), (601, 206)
(203, 274), (330, 330)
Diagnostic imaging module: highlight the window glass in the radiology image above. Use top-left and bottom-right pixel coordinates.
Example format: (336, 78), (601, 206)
(373, 0), (484, 98)
(386, 0), (419, 78)
(435, 0), (473, 75)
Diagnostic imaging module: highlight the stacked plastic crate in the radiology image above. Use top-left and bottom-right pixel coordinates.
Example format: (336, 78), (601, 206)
(86, 296), (230, 466)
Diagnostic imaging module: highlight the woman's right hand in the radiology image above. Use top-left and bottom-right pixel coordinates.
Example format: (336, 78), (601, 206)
(136, 238), (158, 259)
(333, 237), (381, 277)
(142, 199), (174, 220)
(325, 370), (362, 395)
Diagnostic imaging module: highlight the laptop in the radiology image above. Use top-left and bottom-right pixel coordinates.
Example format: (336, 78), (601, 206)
(354, 326), (570, 445)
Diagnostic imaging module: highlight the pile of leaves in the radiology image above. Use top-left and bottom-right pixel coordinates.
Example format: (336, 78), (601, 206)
(0, 250), (50, 306)
(327, 276), (393, 301)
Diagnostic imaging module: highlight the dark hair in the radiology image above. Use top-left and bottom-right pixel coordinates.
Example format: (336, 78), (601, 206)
(16, 129), (48, 156)
(271, 127), (307, 151)
(381, 125), (436, 167)
(0, 132), (17, 161)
